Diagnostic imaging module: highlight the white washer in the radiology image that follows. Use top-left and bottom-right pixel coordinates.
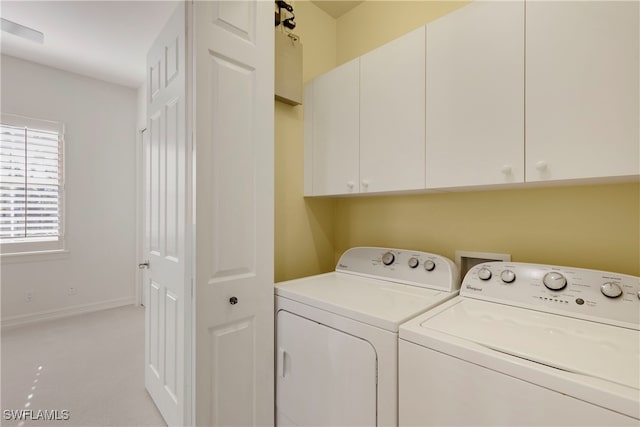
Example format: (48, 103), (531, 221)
(275, 247), (460, 426)
(400, 262), (640, 426)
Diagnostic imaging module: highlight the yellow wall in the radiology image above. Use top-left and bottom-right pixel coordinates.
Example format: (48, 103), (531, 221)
(335, 183), (640, 276)
(274, 1), (640, 282)
(336, 1), (469, 65)
(275, 1), (337, 282)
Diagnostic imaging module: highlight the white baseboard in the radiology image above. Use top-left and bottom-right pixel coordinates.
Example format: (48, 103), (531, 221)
(1, 297), (136, 330)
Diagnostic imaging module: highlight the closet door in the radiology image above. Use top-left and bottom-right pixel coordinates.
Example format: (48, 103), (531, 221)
(526, 1), (639, 182)
(425, 1), (524, 189)
(194, 1), (275, 425)
(360, 26), (426, 193)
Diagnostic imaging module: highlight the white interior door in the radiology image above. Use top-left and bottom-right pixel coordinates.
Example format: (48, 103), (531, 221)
(144, 3), (190, 426)
(193, 1), (274, 425)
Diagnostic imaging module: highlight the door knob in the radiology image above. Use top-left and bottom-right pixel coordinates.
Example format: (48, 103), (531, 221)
(138, 260), (150, 269)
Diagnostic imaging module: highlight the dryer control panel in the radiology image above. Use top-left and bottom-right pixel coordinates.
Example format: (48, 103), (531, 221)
(461, 262), (640, 330)
(336, 247), (460, 292)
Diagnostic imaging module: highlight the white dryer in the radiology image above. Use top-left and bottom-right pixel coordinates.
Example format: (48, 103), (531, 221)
(400, 262), (640, 426)
(275, 247), (460, 426)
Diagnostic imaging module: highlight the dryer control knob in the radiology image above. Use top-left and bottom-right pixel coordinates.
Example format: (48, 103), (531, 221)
(382, 252), (395, 266)
(408, 257), (419, 269)
(601, 282), (623, 299)
(501, 270), (516, 283)
(478, 267), (492, 281)
(543, 272), (567, 291)
(424, 260), (436, 271)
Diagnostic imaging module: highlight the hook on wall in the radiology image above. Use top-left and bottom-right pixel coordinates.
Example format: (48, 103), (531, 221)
(275, 0), (296, 29)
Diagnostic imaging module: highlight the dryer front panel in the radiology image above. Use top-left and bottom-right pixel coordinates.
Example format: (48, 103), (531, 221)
(276, 310), (377, 426)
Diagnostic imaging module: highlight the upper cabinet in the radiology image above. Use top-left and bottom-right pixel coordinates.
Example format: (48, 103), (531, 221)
(425, 0), (524, 189)
(304, 1), (639, 197)
(526, 1), (639, 182)
(360, 26), (426, 193)
(305, 59), (360, 196)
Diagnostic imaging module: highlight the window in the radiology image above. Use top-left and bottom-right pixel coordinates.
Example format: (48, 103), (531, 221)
(0, 114), (65, 254)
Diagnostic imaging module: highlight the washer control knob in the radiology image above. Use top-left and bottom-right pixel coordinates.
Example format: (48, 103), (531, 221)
(478, 267), (492, 281)
(500, 270), (516, 283)
(408, 257), (419, 269)
(424, 260), (436, 271)
(543, 272), (567, 291)
(382, 252), (395, 266)
(601, 282), (623, 299)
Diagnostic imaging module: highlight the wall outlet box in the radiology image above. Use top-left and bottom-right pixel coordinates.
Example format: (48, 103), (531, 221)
(455, 250), (511, 280)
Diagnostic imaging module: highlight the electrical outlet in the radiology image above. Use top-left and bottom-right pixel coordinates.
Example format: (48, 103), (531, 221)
(25, 291), (33, 302)
(68, 287), (77, 296)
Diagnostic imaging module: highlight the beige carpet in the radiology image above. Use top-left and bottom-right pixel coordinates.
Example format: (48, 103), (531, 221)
(1, 305), (166, 427)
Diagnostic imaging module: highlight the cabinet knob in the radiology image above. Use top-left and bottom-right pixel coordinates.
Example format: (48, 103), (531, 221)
(501, 165), (512, 175)
(362, 180), (370, 188)
(536, 161), (548, 171)
(347, 181), (355, 189)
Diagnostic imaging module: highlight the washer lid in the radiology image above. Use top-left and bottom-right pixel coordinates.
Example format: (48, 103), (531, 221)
(275, 272), (455, 332)
(419, 298), (640, 389)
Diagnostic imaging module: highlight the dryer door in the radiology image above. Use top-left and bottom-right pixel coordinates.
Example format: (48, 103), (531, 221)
(276, 310), (377, 426)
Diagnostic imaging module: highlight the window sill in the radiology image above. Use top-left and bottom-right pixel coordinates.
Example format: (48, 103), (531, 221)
(0, 250), (70, 264)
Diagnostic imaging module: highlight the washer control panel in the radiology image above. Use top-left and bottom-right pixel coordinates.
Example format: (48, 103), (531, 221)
(462, 262), (640, 329)
(336, 247), (460, 292)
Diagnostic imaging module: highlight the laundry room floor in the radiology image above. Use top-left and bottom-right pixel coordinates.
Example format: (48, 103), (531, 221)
(1, 305), (166, 427)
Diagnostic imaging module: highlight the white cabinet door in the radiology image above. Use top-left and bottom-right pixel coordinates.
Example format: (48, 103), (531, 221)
(526, 1), (639, 182)
(276, 310), (377, 426)
(308, 59), (360, 196)
(425, 1), (524, 189)
(360, 26), (426, 193)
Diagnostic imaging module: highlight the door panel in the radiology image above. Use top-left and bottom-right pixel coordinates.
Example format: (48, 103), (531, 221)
(360, 26), (425, 193)
(310, 59), (360, 196)
(145, 3), (188, 426)
(209, 318), (256, 426)
(526, 1), (639, 181)
(208, 53), (256, 280)
(194, 1), (274, 426)
(276, 310), (377, 426)
(425, 1), (524, 188)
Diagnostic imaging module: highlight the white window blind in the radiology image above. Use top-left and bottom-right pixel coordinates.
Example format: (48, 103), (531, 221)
(0, 114), (64, 251)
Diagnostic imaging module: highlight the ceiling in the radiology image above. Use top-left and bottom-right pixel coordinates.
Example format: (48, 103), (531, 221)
(0, 1), (178, 88)
(310, 0), (365, 19)
(0, 0), (363, 89)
